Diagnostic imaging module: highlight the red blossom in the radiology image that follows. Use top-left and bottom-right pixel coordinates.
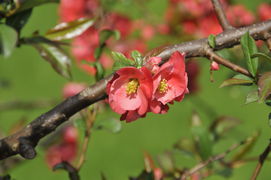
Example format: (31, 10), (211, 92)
(150, 52), (188, 114)
(226, 5), (255, 27)
(258, 3), (271, 21)
(107, 67), (153, 122)
(46, 126), (78, 168)
(62, 82), (87, 98)
(210, 61), (220, 71)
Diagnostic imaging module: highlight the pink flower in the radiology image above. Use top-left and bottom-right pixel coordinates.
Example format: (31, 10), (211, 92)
(107, 67), (153, 122)
(62, 82), (87, 98)
(149, 51), (188, 113)
(210, 61), (220, 71)
(258, 3), (271, 21)
(226, 5), (255, 27)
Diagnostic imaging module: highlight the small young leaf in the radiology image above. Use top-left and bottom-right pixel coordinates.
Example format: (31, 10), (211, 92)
(240, 31), (258, 77)
(251, 52), (271, 62)
(131, 50), (143, 68)
(0, 24), (18, 57)
(208, 34), (216, 48)
(219, 78), (253, 88)
(99, 29), (120, 45)
(6, 9), (32, 33)
(258, 72), (271, 102)
(45, 18), (94, 41)
(245, 91), (259, 104)
(112, 51), (135, 70)
(93, 62), (105, 81)
(32, 42), (72, 79)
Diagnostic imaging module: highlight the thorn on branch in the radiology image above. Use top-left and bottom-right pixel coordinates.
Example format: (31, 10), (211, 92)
(18, 138), (36, 159)
(211, 0), (234, 30)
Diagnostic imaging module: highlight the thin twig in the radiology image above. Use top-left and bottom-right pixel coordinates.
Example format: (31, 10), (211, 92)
(76, 107), (96, 170)
(180, 140), (247, 180)
(204, 47), (253, 78)
(0, 99), (57, 111)
(211, 0), (234, 30)
(250, 139), (271, 180)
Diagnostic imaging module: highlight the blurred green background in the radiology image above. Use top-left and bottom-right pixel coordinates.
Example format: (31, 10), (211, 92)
(1, 0), (271, 179)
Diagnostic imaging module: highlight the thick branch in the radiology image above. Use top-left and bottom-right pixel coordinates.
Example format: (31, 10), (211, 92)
(211, 0), (234, 30)
(1, 20), (271, 161)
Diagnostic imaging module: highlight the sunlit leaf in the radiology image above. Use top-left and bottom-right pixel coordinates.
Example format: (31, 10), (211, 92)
(32, 42), (72, 79)
(157, 151), (174, 173)
(45, 18), (94, 41)
(208, 34), (216, 48)
(173, 137), (196, 158)
(240, 32), (258, 77)
(258, 72), (271, 102)
(6, 9), (32, 33)
(112, 51), (135, 71)
(231, 131), (260, 162)
(131, 50), (143, 68)
(245, 91), (259, 104)
(219, 78), (253, 88)
(252, 52), (271, 62)
(0, 24), (18, 57)
(210, 116), (241, 140)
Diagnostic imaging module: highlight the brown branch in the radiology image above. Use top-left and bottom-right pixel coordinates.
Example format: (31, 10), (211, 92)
(266, 38), (271, 51)
(250, 139), (271, 180)
(204, 47), (253, 78)
(1, 20), (271, 161)
(211, 0), (234, 30)
(180, 139), (248, 180)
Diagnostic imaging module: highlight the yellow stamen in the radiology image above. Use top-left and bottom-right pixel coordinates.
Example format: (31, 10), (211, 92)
(126, 79), (139, 95)
(158, 79), (168, 93)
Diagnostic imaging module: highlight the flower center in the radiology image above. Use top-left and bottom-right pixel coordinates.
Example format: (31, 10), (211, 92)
(126, 79), (139, 95)
(158, 79), (168, 93)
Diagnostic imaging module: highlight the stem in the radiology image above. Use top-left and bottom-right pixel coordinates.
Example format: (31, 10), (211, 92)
(204, 47), (253, 78)
(211, 0), (234, 30)
(76, 108), (96, 170)
(250, 139), (271, 180)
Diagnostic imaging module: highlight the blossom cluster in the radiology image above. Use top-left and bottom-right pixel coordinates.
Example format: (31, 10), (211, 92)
(106, 51), (188, 122)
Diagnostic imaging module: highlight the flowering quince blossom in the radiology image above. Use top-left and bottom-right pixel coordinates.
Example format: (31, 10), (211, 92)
(106, 67), (153, 122)
(149, 52), (189, 114)
(107, 51), (188, 122)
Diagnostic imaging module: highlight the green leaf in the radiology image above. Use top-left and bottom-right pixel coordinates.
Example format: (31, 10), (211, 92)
(258, 72), (271, 102)
(0, 24), (18, 57)
(240, 32), (258, 77)
(99, 29), (120, 45)
(219, 78), (253, 88)
(93, 62), (105, 81)
(93, 118), (122, 133)
(251, 52), (271, 62)
(6, 9), (32, 33)
(245, 91), (259, 104)
(32, 42), (72, 79)
(157, 151), (174, 173)
(45, 18), (94, 41)
(231, 131), (260, 162)
(174, 137), (196, 158)
(208, 34), (216, 48)
(131, 50), (143, 68)
(191, 112), (213, 160)
(112, 51), (135, 71)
